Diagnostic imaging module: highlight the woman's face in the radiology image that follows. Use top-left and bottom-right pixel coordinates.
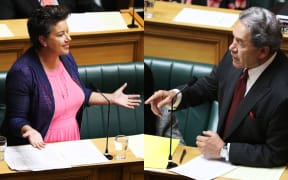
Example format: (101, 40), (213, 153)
(40, 20), (71, 56)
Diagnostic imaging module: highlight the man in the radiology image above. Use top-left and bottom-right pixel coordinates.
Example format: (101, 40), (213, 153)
(0, 0), (103, 19)
(145, 7), (288, 167)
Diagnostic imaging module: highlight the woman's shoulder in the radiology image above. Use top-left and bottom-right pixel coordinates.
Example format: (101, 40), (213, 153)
(10, 49), (37, 70)
(8, 48), (38, 76)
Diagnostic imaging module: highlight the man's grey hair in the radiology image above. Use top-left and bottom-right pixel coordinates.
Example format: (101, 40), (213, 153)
(239, 7), (282, 53)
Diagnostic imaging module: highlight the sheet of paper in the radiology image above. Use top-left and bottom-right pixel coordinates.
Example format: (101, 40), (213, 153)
(144, 134), (180, 169)
(50, 139), (109, 166)
(173, 8), (239, 28)
(0, 24), (14, 37)
(5, 145), (71, 171)
(67, 12), (128, 32)
(223, 165), (286, 180)
(128, 134), (144, 159)
(5, 140), (108, 171)
(169, 155), (237, 180)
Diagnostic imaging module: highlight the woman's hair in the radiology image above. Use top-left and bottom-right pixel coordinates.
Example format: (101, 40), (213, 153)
(239, 7), (282, 54)
(27, 5), (70, 49)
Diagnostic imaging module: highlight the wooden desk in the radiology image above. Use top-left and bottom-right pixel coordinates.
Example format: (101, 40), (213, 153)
(144, 145), (288, 180)
(0, 9), (144, 71)
(144, 1), (240, 65)
(0, 137), (143, 180)
(144, 1), (288, 65)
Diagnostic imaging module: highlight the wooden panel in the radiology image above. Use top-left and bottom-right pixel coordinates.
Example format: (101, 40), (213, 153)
(97, 166), (122, 180)
(144, 26), (228, 64)
(281, 36), (288, 57)
(71, 43), (134, 65)
(123, 163), (144, 180)
(0, 40), (30, 71)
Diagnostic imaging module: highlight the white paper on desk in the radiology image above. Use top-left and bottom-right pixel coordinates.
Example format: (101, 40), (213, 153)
(128, 134), (144, 158)
(67, 12), (128, 32)
(51, 140), (109, 166)
(223, 165), (286, 180)
(5, 145), (71, 171)
(173, 8), (239, 28)
(169, 155), (237, 180)
(0, 24), (14, 37)
(5, 140), (108, 171)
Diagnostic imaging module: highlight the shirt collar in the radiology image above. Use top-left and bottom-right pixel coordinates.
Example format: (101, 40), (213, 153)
(245, 52), (277, 95)
(247, 52), (277, 81)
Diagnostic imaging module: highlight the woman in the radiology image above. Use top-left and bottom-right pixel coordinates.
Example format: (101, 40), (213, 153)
(1, 5), (141, 149)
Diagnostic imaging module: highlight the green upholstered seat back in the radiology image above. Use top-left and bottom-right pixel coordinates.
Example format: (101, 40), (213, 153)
(78, 62), (144, 139)
(144, 57), (218, 146)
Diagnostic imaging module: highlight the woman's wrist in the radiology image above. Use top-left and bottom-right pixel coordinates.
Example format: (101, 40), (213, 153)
(21, 125), (33, 135)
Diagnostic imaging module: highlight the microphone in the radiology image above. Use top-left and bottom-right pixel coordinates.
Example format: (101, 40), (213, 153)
(166, 76), (197, 169)
(127, 0), (139, 28)
(90, 83), (113, 160)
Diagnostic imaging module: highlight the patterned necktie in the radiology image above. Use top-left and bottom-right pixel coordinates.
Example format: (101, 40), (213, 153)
(224, 69), (248, 135)
(42, 0), (55, 6)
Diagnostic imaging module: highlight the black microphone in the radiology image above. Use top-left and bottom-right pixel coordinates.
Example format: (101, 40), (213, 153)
(90, 83), (113, 160)
(167, 76), (197, 169)
(127, 0), (139, 28)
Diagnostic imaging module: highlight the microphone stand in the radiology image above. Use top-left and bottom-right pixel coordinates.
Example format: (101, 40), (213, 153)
(166, 96), (178, 169)
(93, 85), (113, 160)
(127, 3), (138, 28)
(102, 95), (113, 160)
(166, 77), (198, 169)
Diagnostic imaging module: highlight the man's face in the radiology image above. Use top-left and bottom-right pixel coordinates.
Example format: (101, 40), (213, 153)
(229, 21), (262, 69)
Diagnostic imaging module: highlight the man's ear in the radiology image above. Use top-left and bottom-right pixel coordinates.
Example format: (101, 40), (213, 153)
(258, 46), (270, 60)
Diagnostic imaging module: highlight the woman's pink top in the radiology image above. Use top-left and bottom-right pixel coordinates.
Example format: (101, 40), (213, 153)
(44, 61), (85, 143)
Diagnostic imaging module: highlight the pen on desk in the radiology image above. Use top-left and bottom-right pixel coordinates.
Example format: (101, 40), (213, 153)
(179, 149), (186, 164)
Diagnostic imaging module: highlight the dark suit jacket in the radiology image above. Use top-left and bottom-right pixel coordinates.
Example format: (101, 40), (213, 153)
(178, 50), (288, 167)
(0, 0), (103, 19)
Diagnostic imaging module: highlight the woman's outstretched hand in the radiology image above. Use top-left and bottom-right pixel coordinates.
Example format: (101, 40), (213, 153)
(111, 83), (141, 109)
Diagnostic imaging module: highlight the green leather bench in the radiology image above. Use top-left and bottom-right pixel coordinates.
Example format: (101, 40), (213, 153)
(144, 57), (219, 146)
(79, 62), (144, 139)
(0, 62), (144, 139)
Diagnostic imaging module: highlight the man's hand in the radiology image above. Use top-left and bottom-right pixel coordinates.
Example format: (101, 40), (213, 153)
(145, 90), (176, 117)
(196, 131), (225, 159)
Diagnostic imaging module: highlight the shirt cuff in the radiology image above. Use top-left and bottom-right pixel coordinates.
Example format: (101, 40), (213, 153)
(227, 143), (230, 161)
(170, 89), (182, 110)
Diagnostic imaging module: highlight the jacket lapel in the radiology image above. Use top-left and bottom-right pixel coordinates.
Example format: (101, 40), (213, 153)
(223, 83), (270, 139)
(222, 57), (279, 139)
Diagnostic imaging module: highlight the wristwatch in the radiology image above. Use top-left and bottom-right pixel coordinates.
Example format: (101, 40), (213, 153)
(220, 143), (229, 161)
